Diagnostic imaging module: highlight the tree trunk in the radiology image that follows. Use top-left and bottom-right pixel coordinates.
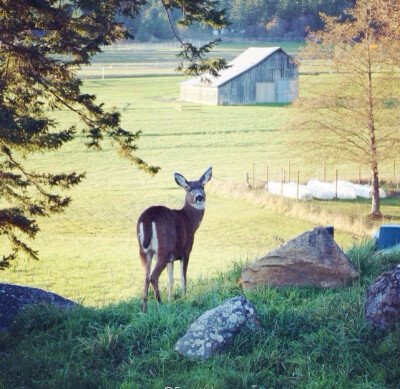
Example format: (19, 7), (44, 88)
(370, 162), (381, 217)
(366, 41), (381, 217)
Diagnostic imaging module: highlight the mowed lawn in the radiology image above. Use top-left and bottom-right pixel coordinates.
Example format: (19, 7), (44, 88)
(0, 75), (377, 306)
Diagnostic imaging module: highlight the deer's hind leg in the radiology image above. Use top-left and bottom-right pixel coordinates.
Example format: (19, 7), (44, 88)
(140, 249), (153, 312)
(149, 252), (170, 305)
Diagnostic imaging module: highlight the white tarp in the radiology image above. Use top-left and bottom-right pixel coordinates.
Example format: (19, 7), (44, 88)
(265, 182), (313, 200)
(306, 179), (335, 200)
(265, 179), (387, 200)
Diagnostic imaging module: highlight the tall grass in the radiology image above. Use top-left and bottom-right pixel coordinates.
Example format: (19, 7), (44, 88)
(1, 242), (400, 388)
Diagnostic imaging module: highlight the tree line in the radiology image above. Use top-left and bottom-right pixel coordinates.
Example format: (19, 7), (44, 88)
(123, 0), (355, 41)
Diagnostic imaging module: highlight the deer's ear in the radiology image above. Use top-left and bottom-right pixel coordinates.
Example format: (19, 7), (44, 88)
(174, 172), (189, 189)
(199, 166), (212, 185)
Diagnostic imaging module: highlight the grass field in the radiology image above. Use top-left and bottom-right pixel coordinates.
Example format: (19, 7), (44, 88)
(1, 74), (323, 305)
(1, 242), (400, 388)
(1, 43), (399, 307)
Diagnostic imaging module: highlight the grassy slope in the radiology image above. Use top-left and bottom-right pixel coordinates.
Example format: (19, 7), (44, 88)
(1, 242), (400, 388)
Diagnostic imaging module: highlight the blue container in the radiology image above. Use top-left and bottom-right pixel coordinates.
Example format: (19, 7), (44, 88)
(378, 224), (400, 250)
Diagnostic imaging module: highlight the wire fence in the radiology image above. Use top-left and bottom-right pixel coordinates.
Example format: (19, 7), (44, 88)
(77, 63), (180, 80)
(245, 160), (400, 199)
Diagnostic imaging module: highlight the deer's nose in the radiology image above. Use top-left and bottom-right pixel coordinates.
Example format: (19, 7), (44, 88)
(195, 194), (204, 203)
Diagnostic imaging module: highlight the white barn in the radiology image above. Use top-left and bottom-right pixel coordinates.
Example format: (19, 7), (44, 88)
(179, 47), (298, 105)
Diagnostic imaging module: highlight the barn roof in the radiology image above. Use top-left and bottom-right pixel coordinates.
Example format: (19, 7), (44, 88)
(180, 47), (282, 88)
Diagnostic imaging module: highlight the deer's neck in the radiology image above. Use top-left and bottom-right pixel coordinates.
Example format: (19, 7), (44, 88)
(182, 202), (205, 232)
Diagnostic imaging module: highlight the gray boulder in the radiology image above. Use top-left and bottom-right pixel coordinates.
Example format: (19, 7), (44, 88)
(174, 296), (259, 360)
(0, 283), (76, 331)
(365, 264), (400, 328)
(240, 227), (359, 290)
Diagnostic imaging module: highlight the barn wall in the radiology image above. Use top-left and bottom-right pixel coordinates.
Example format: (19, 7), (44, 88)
(217, 50), (297, 105)
(180, 85), (217, 105)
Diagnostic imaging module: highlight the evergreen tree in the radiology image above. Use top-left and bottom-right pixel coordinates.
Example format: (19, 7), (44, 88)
(0, 0), (228, 267)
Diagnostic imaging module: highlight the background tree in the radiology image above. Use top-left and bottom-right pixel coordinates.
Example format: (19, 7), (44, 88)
(213, 0), (354, 38)
(0, 0), (229, 267)
(373, 0), (400, 66)
(130, 1), (174, 42)
(291, 0), (400, 217)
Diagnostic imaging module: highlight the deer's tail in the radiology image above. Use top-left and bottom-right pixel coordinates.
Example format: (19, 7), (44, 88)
(137, 221), (154, 251)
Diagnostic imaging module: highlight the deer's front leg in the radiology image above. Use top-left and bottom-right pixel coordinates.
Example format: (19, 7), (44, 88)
(180, 258), (188, 297)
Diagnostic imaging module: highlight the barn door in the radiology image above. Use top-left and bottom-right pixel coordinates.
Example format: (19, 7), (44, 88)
(276, 79), (289, 102)
(277, 79), (297, 103)
(256, 82), (275, 103)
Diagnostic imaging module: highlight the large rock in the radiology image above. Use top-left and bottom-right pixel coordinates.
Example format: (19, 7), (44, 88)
(240, 227), (359, 290)
(0, 283), (76, 331)
(174, 296), (259, 360)
(365, 264), (400, 328)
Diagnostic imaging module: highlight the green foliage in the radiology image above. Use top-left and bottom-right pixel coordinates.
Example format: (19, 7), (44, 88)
(158, 0), (230, 76)
(176, 39), (229, 77)
(0, 0), (154, 265)
(1, 243), (400, 388)
(134, 1), (174, 42)
(121, 0), (355, 39)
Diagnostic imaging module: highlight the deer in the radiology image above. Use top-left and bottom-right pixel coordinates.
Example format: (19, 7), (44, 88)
(137, 167), (212, 312)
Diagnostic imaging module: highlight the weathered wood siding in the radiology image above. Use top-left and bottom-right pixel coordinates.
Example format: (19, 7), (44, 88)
(180, 85), (217, 105)
(217, 50), (297, 105)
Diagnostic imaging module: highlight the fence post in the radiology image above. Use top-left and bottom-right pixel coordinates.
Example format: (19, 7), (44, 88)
(296, 170), (300, 200)
(102, 67), (105, 80)
(335, 169), (338, 199)
(252, 162), (255, 189)
(245, 172), (249, 188)
(288, 161), (291, 182)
